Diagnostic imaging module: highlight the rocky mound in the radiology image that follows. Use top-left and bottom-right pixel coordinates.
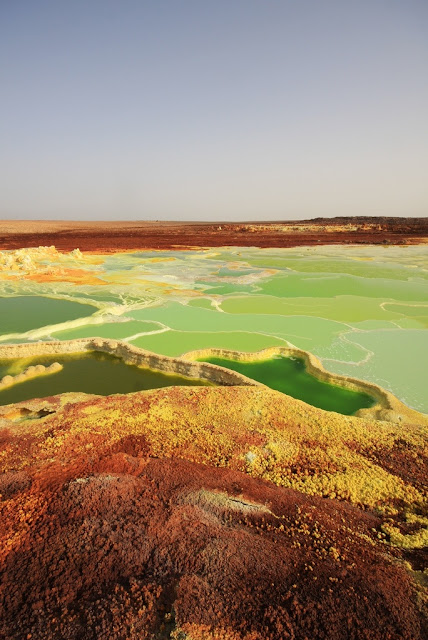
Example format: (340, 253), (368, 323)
(1, 457), (425, 640)
(0, 387), (426, 639)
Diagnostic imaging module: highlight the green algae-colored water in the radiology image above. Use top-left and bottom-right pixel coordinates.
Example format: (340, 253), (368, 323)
(1, 245), (427, 412)
(0, 352), (211, 406)
(200, 355), (375, 415)
(0, 296), (97, 335)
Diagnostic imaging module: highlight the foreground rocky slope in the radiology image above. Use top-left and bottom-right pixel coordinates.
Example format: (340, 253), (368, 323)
(0, 386), (426, 639)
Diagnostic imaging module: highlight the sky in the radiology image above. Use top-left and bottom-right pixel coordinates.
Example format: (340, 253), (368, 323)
(1, 0), (427, 221)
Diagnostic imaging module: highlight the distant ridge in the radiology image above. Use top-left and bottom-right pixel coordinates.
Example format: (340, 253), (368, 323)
(0, 218), (426, 252)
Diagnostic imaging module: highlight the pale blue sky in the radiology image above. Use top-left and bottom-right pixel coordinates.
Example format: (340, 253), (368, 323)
(1, 1), (427, 220)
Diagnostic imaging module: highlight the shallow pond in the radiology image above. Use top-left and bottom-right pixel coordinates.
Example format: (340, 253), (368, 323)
(0, 296), (97, 335)
(200, 355), (375, 415)
(1, 246), (427, 411)
(0, 351), (211, 405)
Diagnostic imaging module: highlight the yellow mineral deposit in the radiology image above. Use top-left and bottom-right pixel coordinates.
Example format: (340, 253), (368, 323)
(0, 361), (63, 390)
(0, 339), (426, 424)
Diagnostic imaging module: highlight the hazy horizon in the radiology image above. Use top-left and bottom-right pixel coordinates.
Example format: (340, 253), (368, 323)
(1, 215), (426, 224)
(1, 1), (428, 221)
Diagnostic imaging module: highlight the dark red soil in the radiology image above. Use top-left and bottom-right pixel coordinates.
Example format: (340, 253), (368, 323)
(0, 454), (425, 640)
(0, 217), (427, 252)
(360, 438), (428, 491)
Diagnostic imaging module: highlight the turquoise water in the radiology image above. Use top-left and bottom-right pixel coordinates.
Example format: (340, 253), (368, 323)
(200, 355), (375, 415)
(0, 352), (211, 406)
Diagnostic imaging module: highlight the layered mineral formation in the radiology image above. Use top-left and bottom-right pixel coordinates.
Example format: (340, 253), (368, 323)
(0, 339), (425, 424)
(182, 345), (427, 424)
(0, 245), (105, 285)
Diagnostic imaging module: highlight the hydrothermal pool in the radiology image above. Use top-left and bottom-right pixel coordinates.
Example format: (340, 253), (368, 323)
(0, 245), (427, 411)
(0, 296), (97, 335)
(200, 355), (375, 415)
(0, 352), (211, 406)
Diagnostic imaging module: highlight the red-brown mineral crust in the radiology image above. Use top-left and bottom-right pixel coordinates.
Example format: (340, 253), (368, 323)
(0, 386), (427, 640)
(0, 217), (427, 252)
(0, 455), (425, 640)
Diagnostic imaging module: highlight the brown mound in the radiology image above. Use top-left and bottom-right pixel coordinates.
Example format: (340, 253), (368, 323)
(0, 456), (424, 640)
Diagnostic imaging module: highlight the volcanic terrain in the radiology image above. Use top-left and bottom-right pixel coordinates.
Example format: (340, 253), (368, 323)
(0, 217), (427, 252)
(0, 385), (426, 640)
(0, 220), (427, 638)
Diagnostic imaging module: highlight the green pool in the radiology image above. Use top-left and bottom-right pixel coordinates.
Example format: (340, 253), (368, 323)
(0, 352), (211, 406)
(1, 246), (426, 412)
(200, 355), (375, 415)
(0, 296), (97, 335)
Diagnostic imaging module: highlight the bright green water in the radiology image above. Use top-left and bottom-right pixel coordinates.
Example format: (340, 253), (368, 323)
(1, 246), (426, 411)
(0, 352), (211, 406)
(0, 296), (97, 335)
(200, 355), (375, 415)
